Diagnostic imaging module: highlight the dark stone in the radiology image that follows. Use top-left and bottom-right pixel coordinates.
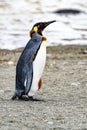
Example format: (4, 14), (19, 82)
(54, 8), (85, 15)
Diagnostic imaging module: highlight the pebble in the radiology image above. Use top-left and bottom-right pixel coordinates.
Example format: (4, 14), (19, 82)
(71, 82), (80, 86)
(78, 61), (87, 65)
(8, 61), (14, 65)
(47, 121), (54, 125)
(0, 90), (4, 93)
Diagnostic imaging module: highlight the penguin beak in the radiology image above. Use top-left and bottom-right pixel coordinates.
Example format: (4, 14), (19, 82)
(42, 20), (56, 30)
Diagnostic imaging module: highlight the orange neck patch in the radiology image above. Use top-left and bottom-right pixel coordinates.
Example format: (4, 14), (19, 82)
(42, 36), (47, 41)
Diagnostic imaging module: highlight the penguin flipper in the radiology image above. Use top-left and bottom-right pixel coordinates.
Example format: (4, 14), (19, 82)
(24, 63), (33, 95)
(17, 63), (33, 95)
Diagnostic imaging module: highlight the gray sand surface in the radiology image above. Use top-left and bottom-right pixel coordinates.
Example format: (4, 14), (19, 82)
(0, 45), (87, 130)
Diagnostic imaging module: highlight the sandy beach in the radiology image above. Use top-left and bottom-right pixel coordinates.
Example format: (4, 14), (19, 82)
(0, 45), (87, 130)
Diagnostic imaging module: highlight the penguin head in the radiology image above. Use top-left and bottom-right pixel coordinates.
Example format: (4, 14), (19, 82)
(30, 20), (56, 37)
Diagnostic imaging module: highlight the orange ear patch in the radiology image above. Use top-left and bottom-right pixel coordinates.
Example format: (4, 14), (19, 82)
(38, 78), (42, 90)
(42, 36), (47, 41)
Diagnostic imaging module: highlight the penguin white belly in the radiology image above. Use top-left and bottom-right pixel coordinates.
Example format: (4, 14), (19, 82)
(28, 41), (46, 96)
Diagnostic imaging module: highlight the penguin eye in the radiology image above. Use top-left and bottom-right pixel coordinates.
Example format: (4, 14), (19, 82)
(37, 25), (40, 28)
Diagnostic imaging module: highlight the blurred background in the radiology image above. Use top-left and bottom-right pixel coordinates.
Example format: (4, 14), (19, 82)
(0, 0), (87, 50)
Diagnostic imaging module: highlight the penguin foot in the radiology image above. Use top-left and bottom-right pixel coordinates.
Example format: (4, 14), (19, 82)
(11, 93), (17, 100)
(18, 95), (29, 101)
(12, 94), (44, 102)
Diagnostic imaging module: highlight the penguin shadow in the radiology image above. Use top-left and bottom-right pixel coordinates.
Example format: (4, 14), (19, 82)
(29, 98), (46, 102)
(11, 95), (46, 102)
(17, 98), (46, 102)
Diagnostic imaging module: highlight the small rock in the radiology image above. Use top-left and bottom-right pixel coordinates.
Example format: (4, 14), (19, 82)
(8, 61), (14, 65)
(0, 90), (4, 93)
(78, 61), (87, 65)
(47, 121), (53, 125)
(71, 82), (80, 86)
(54, 8), (84, 15)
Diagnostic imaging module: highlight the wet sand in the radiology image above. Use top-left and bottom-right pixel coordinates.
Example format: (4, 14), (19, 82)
(0, 45), (87, 130)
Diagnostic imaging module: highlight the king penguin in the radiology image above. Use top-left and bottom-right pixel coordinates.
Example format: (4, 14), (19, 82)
(12, 20), (56, 101)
